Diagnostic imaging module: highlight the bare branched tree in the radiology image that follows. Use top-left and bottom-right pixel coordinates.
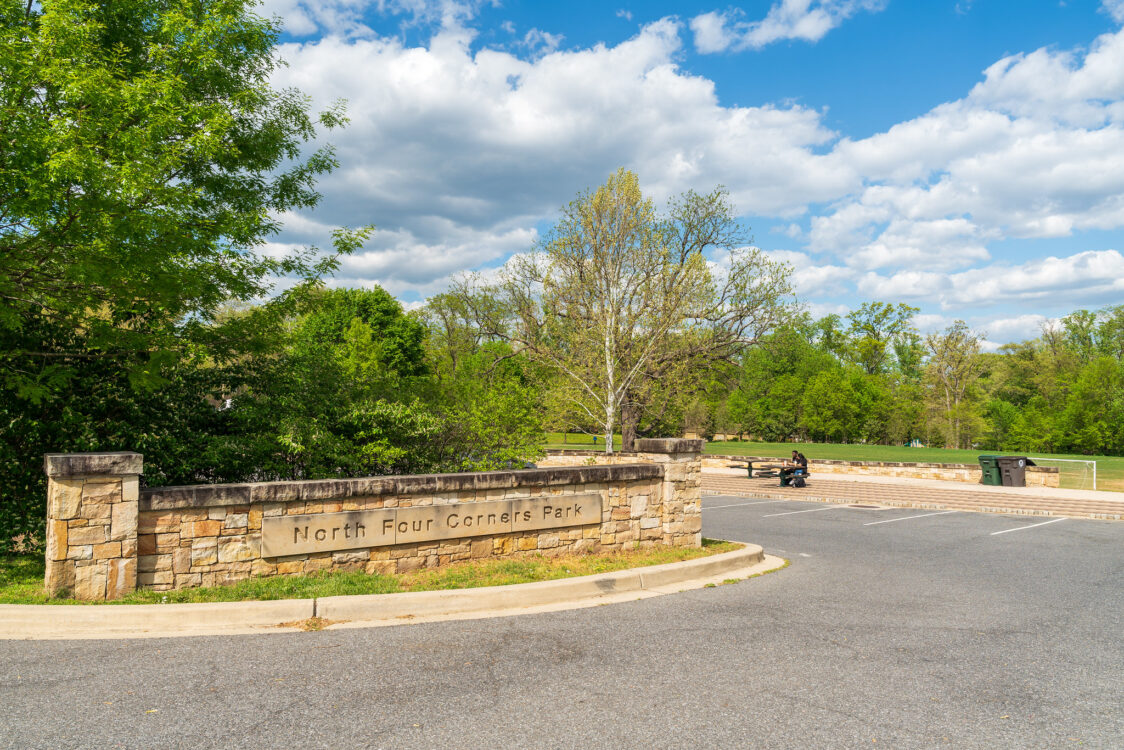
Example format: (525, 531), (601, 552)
(454, 169), (794, 453)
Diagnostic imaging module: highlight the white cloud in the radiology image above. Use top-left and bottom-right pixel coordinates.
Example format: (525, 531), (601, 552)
(1103, 0), (1124, 24)
(856, 269), (947, 301)
(271, 19), (857, 294)
(802, 301), (851, 320)
(688, 11), (733, 54)
(912, 313), (951, 335)
(809, 26), (1124, 284)
(518, 28), (564, 56)
(262, 12), (1124, 318)
(255, 0), (490, 37)
(979, 314), (1050, 341)
(857, 250), (1124, 311)
(337, 223), (536, 286)
(690, 0), (886, 54)
(942, 249), (1124, 307)
(256, 0), (375, 37)
(843, 217), (993, 270)
(764, 249), (856, 297)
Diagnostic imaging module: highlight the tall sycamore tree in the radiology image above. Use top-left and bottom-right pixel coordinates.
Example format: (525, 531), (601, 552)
(458, 169), (793, 453)
(925, 320), (984, 449)
(0, 0), (366, 399)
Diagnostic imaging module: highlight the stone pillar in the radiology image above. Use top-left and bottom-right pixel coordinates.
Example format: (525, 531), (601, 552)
(634, 438), (703, 547)
(44, 452), (142, 600)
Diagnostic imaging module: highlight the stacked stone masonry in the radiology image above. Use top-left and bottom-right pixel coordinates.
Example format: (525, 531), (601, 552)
(44, 453), (141, 600)
(44, 440), (703, 600)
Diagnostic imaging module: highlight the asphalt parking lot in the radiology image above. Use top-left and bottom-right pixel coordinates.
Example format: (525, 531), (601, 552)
(2, 496), (1121, 749)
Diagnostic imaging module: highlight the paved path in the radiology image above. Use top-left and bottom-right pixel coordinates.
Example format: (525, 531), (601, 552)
(703, 473), (1124, 520)
(3, 499), (1122, 748)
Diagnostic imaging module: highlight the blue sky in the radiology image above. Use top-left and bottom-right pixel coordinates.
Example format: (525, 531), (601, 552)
(260, 0), (1124, 346)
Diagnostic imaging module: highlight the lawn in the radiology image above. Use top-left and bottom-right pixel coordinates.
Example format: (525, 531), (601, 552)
(544, 432), (622, 450)
(0, 539), (740, 605)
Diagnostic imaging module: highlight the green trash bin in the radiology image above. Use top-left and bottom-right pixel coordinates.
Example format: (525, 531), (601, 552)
(978, 455), (1003, 486)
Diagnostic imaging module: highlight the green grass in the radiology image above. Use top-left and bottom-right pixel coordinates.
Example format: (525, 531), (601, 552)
(544, 432), (622, 451)
(0, 539), (740, 605)
(0, 555), (47, 603)
(704, 440), (1124, 492)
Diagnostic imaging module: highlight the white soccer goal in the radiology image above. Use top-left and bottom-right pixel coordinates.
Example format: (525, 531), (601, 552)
(1027, 457), (1097, 491)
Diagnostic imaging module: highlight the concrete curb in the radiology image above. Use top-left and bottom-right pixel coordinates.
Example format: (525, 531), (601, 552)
(318, 544), (764, 622)
(0, 598), (313, 640)
(0, 544), (767, 641)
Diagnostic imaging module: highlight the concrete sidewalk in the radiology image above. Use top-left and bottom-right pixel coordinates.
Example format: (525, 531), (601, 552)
(0, 543), (779, 640)
(703, 473), (1124, 520)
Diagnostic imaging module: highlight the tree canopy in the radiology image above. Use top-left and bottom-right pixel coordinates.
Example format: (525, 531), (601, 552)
(0, 0), (364, 399)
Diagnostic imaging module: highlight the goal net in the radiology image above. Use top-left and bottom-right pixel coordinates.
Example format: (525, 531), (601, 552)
(1027, 458), (1097, 491)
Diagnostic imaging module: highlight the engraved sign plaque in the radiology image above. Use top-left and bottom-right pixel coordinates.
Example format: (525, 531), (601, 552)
(261, 494), (603, 557)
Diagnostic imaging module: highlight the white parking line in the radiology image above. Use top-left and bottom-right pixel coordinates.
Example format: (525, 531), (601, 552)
(702, 499), (791, 511)
(762, 506), (840, 518)
(990, 517), (1068, 536)
(863, 510), (958, 526)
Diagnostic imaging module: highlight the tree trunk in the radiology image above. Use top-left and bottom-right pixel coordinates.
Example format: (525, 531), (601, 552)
(604, 400), (615, 455)
(621, 401), (640, 452)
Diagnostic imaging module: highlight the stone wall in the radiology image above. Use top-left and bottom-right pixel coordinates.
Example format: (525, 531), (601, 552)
(44, 439), (702, 600)
(536, 451), (646, 467)
(44, 453), (141, 600)
(700, 455), (1060, 488)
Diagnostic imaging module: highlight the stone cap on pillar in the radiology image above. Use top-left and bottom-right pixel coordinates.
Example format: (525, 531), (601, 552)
(634, 438), (704, 455)
(44, 452), (143, 478)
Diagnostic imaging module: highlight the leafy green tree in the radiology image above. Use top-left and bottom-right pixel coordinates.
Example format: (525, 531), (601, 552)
(417, 294), (546, 466)
(225, 287), (436, 479)
(892, 330), (926, 382)
(427, 344), (546, 471)
(846, 302), (920, 375)
(1007, 395), (1058, 453)
(925, 320), (984, 449)
(0, 0), (365, 398)
(982, 399), (1019, 450)
(1060, 310), (1099, 363)
(809, 313), (849, 362)
(1057, 357), (1124, 454)
(884, 379), (924, 445)
(801, 368), (861, 442)
(1094, 305), (1124, 359)
(729, 324), (834, 441)
(0, 317), (242, 548)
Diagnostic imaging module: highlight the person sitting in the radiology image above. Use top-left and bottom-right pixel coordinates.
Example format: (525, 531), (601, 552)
(780, 451), (809, 486)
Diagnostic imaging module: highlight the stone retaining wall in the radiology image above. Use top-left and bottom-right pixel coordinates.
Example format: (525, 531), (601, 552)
(44, 439), (702, 600)
(537, 450), (648, 467)
(700, 454), (1060, 488)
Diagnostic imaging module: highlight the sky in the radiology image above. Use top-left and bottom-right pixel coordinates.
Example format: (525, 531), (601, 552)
(256, 0), (1124, 348)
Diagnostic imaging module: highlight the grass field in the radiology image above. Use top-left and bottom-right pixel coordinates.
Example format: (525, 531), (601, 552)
(0, 539), (739, 605)
(545, 432), (623, 450)
(544, 433), (1121, 492)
